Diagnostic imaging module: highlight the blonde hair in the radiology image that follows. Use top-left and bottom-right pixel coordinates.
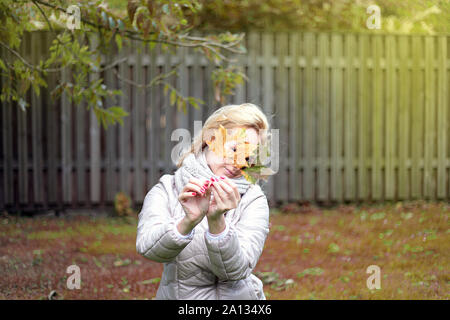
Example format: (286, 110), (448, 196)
(177, 103), (271, 168)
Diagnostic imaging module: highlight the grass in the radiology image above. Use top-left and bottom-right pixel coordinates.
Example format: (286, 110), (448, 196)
(0, 200), (448, 300)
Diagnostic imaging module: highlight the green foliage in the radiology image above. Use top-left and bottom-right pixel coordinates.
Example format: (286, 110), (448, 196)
(327, 243), (340, 253)
(254, 271), (295, 291)
(189, 0), (450, 34)
(0, 0), (246, 128)
(138, 277), (161, 285)
(297, 267), (324, 278)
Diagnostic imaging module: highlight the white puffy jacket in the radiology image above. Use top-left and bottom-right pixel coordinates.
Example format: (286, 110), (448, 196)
(136, 174), (270, 300)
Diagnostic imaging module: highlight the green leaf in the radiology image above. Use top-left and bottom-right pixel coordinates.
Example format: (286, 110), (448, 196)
(117, 19), (125, 31)
(401, 212), (413, 220)
(139, 277), (161, 285)
(297, 267), (324, 278)
(108, 17), (116, 29)
(328, 243), (340, 253)
(101, 11), (108, 25)
(163, 84), (169, 96)
(370, 212), (386, 221)
(170, 90), (176, 106)
(115, 34), (122, 51)
(0, 59), (6, 71)
(108, 106), (129, 117)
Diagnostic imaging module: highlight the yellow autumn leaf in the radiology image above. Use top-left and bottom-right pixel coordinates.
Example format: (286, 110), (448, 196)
(206, 125), (259, 168)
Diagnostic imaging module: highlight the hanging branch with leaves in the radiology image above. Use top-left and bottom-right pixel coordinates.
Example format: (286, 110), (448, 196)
(0, 0), (247, 128)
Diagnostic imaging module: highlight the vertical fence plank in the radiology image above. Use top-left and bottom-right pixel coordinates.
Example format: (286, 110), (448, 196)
(133, 41), (145, 201)
(424, 36), (436, 200)
(330, 33), (343, 202)
(76, 92), (86, 204)
(192, 35), (204, 122)
(75, 35), (86, 205)
(0, 45), (3, 210)
(46, 32), (58, 206)
(176, 44), (189, 162)
(61, 62), (72, 205)
(371, 35), (383, 201)
(317, 33), (330, 202)
(248, 31), (260, 103)
(2, 41), (13, 207)
(411, 36), (423, 199)
(31, 32), (44, 205)
(18, 34), (29, 205)
(162, 47), (174, 178)
(289, 32), (300, 201)
(105, 52), (117, 204)
(119, 42), (131, 195)
(344, 34), (356, 201)
(275, 33), (289, 203)
(398, 36), (410, 200)
(358, 34), (369, 201)
(303, 32), (315, 201)
(234, 44), (245, 104)
(89, 35), (101, 205)
(261, 32), (274, 203)
(192, 32), (204, 126)
(147, 40), (158, 188)
(437, 36), (448, 199)
(385, 35), (397, 200)
(204, 58), (215, 122)
(18, 104), (28, 205)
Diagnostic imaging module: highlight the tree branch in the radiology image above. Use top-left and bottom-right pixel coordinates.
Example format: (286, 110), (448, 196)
(0, 40), (65, 73)
(32, 0), (245, 60)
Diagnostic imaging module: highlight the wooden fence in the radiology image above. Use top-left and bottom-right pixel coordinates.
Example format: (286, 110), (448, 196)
(1, 31), (449, 212)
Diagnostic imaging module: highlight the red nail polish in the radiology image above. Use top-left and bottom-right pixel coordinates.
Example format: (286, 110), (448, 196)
(192, 192), (196, 196)
(220, 176), (225, 179)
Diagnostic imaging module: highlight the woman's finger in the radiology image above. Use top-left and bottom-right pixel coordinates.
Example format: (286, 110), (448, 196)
(210, 186), (225, 207)
(220, 177), (240, 200)
(211, 181), (227, 202)
(214, 179), (238, 203)
(189, 177), (210, 190)
(217, 179), (234, 196)
(183, 182), (205, 195)
(178, 191), (198, 202)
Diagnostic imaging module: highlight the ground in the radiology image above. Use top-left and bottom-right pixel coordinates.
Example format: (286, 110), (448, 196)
(0, 200), (448, 300)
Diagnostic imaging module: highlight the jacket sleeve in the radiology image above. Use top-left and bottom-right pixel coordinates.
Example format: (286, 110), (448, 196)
(204, 193), (270, 281)
(136, 180), (193, 263)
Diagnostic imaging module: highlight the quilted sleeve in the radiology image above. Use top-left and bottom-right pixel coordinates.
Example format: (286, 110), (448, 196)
(136, 179), (193, 263)
(204, 192), (270, 281)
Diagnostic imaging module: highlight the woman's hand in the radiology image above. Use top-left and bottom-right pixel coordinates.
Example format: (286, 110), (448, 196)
(177, 178), (211, 235)
(207, 176), (241, 221)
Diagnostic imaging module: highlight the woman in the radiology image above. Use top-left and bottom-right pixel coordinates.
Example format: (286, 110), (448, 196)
(136, 103), (271, 300)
